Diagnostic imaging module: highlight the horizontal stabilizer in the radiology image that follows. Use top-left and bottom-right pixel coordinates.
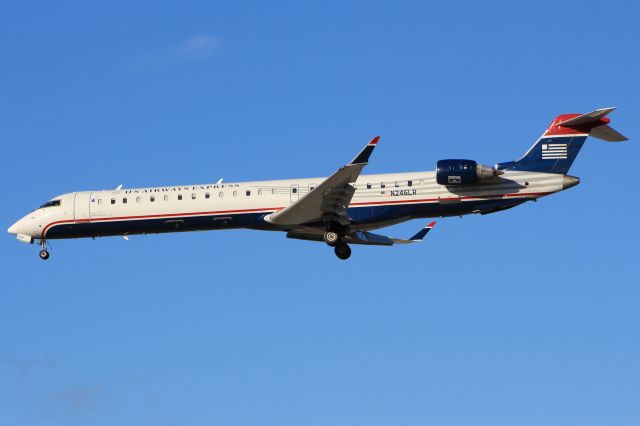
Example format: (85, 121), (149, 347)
(556, 107), (628, 142)
(589, 124), (628, 142)
(557, 107), (616, 127)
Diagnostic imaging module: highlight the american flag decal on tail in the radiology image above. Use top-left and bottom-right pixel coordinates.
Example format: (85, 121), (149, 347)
(541, 142), (568, 159)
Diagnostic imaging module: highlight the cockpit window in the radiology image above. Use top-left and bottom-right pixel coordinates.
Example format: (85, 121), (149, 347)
(39, 200), (61, 209)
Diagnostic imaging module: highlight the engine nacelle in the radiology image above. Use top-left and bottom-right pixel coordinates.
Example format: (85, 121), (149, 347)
(436, 159), (503, 185)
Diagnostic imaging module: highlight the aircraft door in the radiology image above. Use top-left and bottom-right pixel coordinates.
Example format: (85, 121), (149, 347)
(74, 192), (91, 221)
(290, 184), (299, 203)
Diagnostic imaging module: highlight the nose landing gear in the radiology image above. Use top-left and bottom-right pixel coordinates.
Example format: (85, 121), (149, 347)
(39, 240), (50, 260)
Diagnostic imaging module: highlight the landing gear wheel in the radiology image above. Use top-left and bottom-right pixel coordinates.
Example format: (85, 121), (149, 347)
(39, 250), (50, 260)
(334, 243), (351, 260)
(323, 231), (340, 246)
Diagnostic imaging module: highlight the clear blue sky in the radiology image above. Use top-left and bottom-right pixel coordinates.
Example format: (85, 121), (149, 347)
(1, 1), (638, 425)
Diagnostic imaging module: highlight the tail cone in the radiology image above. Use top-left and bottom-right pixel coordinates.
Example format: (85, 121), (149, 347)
(562, 175), (580, 190)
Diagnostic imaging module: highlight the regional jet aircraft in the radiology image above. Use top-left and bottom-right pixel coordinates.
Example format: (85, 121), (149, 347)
(8, 108), (627, 260)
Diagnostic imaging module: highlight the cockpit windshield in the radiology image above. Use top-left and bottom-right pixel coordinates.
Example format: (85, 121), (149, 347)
(39, 200), (61, 209)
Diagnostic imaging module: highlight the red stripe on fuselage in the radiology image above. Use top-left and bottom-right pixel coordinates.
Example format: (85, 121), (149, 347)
(41, 192), (552, 238)
(350, 192), (550, 206)
(41, 206), (284, 238)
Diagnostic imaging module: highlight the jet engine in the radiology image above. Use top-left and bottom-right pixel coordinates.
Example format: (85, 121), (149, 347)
(436, 159), (503, 185)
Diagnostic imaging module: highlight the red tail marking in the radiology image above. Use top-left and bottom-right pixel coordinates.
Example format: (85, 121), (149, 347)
(544, 114), (610, 136)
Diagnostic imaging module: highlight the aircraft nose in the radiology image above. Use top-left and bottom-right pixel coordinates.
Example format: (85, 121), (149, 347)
(8, 216), (34, 236)
(8, 222), (18, 235)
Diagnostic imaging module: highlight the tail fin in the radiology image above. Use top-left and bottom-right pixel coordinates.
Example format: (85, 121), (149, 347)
(497, 107), (628, 174)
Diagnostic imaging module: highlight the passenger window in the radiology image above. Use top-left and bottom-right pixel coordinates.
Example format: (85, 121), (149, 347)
(192, 193), (196, 199)
(381, 183), (386, 188)
(395, 181), (400, 187)
(150, 196), (155, 202)
(408, 180), (413, 187)
(292, 187), (297, 194)
(111, 198), (115, 204)
(219, 191), (224, 198)
(246, 190), (251, 196)
(205, 192), (210, 199)
(366, 183), (371, 189)
(123, 197), (127, 204)
(136, 196), (141, 203)
(97, 199), (103, 205)
(233, 191), (238, 197)
(164, 195), (168, 201)
(178, 194), (183, 200)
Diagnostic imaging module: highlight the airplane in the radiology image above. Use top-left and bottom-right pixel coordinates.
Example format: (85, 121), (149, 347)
(8, 107), (627, 260)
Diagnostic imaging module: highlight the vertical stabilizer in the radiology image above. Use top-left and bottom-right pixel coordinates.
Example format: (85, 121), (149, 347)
(497, 107), (627, 174)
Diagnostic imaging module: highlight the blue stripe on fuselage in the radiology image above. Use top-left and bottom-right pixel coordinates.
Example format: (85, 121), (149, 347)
(45, 198), (528, 239)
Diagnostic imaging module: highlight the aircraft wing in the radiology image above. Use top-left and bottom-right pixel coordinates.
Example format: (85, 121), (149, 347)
(349, 221), (437, 245)
(265, 137), (380, 226)
(287, 221), (437, 245)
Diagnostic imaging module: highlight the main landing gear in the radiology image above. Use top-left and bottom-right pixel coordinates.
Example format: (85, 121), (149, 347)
(323, 231), (340, 246)
(39, 240), (50, 260)
(334, 243), (351, 260)
(323, 230), (351, 260)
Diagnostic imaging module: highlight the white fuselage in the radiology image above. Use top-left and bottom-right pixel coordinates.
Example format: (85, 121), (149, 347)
(8, 170), (567, 242)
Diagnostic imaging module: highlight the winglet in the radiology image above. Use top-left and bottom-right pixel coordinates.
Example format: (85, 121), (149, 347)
(409, 221), (436, 242)
(349, 136), (380, 165)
